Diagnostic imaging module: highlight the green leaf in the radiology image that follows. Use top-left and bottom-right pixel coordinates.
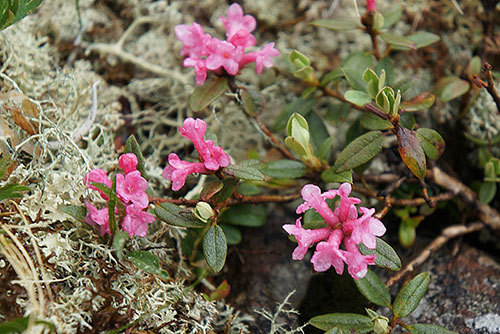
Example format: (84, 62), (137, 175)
(381, 4), (403, 28)
(321, 169), (353, 183)
(376, 57), (394, 86)
(309, 313), (372, 332)
(399, 221), (416, 248)
(0, 0), (43, 31)
(321, 68), (344, 86)
(372, 12), (384, 32)
(318, 136), (335, 162)
(213, 177), (239, 203)
(392, 32), (441, 50)
(203, 225), (227, 272)
(240, 88), (257, 117)
(345, 90), (372, 107)
(127, 250), (168, 279)
(301, 86), (317, 98)
(0, 184), (30, 202)
(409, 324), (458, 334)
(188, 77), (229, 112)
(223, 160), (265, 181)
(416, 128), (445, 160)
(393, 272), (430, 317)
(155, 202), (206, 228)
(113, 231), (129, 261)
(380, 32), (417, 50)
(218, 204), (267, 227)
(306, 110), (330, 154)
(397, 127), (426, 180)
(108, 177), (117, 235)
(262, 160), (306, 179)
(124, 135), (148, 179)
(360, 113), (393, 130)
(354, 269), (391, 307)
(341, 52), (374, 91)
(200, 179), (224, 201)
(466, 56), (482, 77)
(0, 316), (29, 333)
(0, 154), (12, 180)
(310, 19), (359, 31)
(401, 92), (435, 111)
(479, 182), (496, 204)
(220, 224), (242, 245)
(289, 50), (311, 66)
(333, 131), (384, 173)
(61, 205), (87, 222)
(400, 112), (416, 130)
(434, 77), (470, 102)
(273, 98), (314, 131)
(358, 237), (402, 271)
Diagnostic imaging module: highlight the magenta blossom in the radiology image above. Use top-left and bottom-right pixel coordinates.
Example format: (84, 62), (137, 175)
(122, 204), (156, 237)
(85, 168), (112, 200)
(178, 118), (231, 170)
(162, 153), (209, 191)
(116, 170), (149, 209)
(85, 201), (111, 236)
(118, 153), (138, 175)
(366, 0), (376, 12)
(283, 183), (386, 279)
(175, 3), (279, 85)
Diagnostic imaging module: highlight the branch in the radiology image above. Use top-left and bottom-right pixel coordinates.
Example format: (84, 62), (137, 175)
(386, 222), (484, 288)
(431, 166), (500, 230)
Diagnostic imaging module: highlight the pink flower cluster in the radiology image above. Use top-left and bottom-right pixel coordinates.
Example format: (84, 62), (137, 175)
(175, 3), (280, 85)
(366, 0), (376, 12)
(282, 183), (386, 279)
(162, 118), (230, 191)
(84, 153), (155, 237)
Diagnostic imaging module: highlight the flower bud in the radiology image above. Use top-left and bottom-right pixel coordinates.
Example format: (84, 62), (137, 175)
(194, 201), (214, 222)
(373, 315), (389, 334)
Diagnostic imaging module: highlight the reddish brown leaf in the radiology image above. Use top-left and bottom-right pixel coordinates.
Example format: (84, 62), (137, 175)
(397, 126), (426, 180)
(400, 92), (435, 111)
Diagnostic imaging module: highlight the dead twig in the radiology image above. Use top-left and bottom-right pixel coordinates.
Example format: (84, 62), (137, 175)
(386, 222), (484, 288)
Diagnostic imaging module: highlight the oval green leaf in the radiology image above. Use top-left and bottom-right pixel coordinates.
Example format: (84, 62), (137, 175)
(203, 225), (227, 272)
(200, 179), (224, 202)
(127, 250), (163, 276)
(401, 92), (435, 111)
(218, 204), (267, 227)
(61, 205), (87, 222)
(358, 237), (402, 271)
(262, 160), (307, 179)
(310, 19), (359, 31)
(321, 169), (353, 183)
(360, 112), (393, 130)
(409, 324), (458, 334)
(155, 202), (206, 228)
(309, 313), (372, 332)
(112, 231), (129, 261)
(223, 160), (265, 181)
(220, 224), (242, 245)
(188, 77), (229, 112)
(416, 128), (445, 160)
(354, 269), (391, 307)
(213, 177), (239, 203)
(333, 131), (384, 173)
(434, 76), (470, 102)
(392, 32), (441, 51)
(345, 90), (372, 107)
(380, 32), (417, 50)
(397, 127), (426, 180)
(393, 272), (430, 317)
(479, 182), (496, 205)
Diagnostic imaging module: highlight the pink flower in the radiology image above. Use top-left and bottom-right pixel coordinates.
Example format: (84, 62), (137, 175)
(85, 201), (111, 236)
(85, 168), (112, 200)
(366, 0), (376, 12)
(227, 29), (256, 48)
(345, 207), (386, 249)
(282, 218), (332, 260)
(116, 170), (149, 208)
(334, 183), (361, 222)
(122, 204), (156, 237)
(183, 57), (208, 86)
(311, 229), (346, 274)
(178, 118), (230, 170)
(296, 184), (339, 227)
(220, 3), (256, 41)
(240, 43), (280, 74)
(162, 153), (209, 191)
(175, 23), (211, 58)
(119, 153), (138, 175)
(206, 39), (244, 75)
(342, 237), (376, 279)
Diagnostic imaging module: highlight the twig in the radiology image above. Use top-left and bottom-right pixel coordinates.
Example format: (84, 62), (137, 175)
(253, 117), (296, 161)
(483, 63), (500, 113)
(151, 193), (300, 207)
(386, 222), (484, 288)
(431, 166), (500, 230)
